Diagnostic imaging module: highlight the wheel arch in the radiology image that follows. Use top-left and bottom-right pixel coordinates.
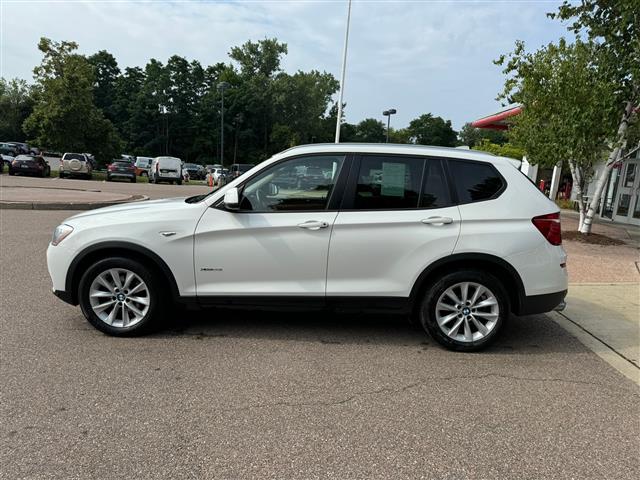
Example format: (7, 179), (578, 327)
(65, 241), (180, 305)
(409, 253), (526, 315)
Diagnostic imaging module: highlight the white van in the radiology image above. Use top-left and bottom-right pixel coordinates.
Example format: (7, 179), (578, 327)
(150, 156), (183, 184)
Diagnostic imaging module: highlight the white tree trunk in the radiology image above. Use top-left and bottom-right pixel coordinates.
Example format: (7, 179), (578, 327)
(568, 160), (586, 229)
(579, 101), (634, 234)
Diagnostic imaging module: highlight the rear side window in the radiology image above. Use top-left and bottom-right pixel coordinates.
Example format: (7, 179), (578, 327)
(449, 160), (504, 204)
(350, 155), (422, 210)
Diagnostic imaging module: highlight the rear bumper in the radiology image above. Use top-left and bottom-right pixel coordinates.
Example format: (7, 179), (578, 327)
(53, 289), (77, 306)
(108, 172), (135, 179)
(516, 289), (567, 316)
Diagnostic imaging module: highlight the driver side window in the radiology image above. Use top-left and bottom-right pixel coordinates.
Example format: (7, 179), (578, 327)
(239, 155), (345, 212)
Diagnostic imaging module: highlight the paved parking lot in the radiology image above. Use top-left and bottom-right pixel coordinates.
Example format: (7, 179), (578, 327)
(1, 203), (639, 478)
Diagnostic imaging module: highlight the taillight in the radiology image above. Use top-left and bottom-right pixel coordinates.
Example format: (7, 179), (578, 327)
(108, 164), (115, 171)
(532, 212), (562, 245)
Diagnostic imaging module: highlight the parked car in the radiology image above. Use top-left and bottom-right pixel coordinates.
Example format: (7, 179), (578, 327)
(59, 153), (93, 179)
(135, 157), (154, 177)
(7, 142), (30, 155)
(0, 142), (18, 157)
(212, 167), (229, 184)
(229, 163), (253, 180)
(107, 160), (136, 183)
(47, 144), (568, 350)
(183, 163), (205, 180)
(8, 154), (51, 177)
(149, 156), (182, 184)
(1, 154), (11, 172)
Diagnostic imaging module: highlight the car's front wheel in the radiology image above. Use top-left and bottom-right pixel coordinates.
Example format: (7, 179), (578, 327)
(419, 270), (508, 352)
(78, 257), (166, 336)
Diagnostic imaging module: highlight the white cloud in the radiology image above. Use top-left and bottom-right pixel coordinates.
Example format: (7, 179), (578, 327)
(1, 0), (568, 129)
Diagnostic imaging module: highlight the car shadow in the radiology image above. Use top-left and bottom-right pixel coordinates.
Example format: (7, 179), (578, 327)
(153, 307), (585, 355)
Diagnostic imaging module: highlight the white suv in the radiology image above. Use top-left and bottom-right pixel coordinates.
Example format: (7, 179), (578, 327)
(47, 144), (567, 351)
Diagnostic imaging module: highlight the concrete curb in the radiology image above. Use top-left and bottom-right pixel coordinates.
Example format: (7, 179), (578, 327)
(0, 195), (149, 210)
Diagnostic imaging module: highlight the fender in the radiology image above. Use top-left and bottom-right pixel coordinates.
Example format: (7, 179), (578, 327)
(409, 252), (526, 312)
(65, 241), (181, 303)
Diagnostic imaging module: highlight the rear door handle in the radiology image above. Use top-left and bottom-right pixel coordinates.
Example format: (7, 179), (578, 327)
(297, 220), (329, 231)
(421, 216), (453, 225)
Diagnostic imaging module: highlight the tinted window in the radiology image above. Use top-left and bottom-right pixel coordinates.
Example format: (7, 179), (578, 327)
(240, 155), (344, 212)
(350, 155), (422, 210)
(420, 160), (451, 208)
(64, 153), (85, 161)
(449, 160), (504, 204)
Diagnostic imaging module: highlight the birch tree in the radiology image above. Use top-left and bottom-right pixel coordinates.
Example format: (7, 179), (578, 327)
(497, 0), (638, 233)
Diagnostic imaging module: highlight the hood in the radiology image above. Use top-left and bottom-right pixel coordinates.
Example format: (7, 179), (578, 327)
(67, 197), (189, 221)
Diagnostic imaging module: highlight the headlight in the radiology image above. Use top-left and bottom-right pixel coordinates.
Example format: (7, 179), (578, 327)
(51, 224), (74, 246)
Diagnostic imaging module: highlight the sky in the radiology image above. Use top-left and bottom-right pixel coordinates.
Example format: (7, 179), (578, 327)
(0, 0), (571, 130)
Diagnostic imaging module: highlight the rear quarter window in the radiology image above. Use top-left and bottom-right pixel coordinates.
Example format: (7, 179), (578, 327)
(449, 160), (505, 204)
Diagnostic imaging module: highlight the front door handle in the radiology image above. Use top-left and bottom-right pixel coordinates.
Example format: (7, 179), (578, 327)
(421, 216), (453, 225)
(297, 220), (329, 230)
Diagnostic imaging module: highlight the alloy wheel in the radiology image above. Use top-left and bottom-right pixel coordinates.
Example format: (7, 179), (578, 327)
(434, 282), (499, 343)
(89, 268), (150, 328)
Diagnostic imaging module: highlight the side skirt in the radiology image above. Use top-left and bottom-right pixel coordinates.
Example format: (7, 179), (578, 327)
(183, 296), (412, 314)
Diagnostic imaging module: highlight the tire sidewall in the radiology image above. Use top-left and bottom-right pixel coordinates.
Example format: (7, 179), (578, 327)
(78, 257), (164, 336)
(420, 270), (508, 352)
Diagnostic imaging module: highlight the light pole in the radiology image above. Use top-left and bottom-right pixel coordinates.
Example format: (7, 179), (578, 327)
(217, 82), (230, 172)
(334, 0), (352, 143)
(383, 109), (397, 143)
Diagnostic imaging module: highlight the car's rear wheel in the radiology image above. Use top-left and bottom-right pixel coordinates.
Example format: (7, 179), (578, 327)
(176, 179), (182, 185)
(78, 257), (166, 336)
(130, 176), (136, 183)
(419, 270), (508, 352)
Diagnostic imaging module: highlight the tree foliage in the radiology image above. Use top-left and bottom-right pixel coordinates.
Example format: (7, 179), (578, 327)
(5, 36), (461, 165)
(23, 38), (121, 164)
(458, 122), (508, 147)
(0, 78), (34, 141)
(406, 114), (457, 146)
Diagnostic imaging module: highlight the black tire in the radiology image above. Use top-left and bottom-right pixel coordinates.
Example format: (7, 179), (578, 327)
(45, 167), (51, 177)
(78, 257), (167, 336)
(59, 171), (65, 179)
(419, 270), (508, 352)
(106, 175), (112, 181)
(9, 169), (15, 176)
(176, 179), (182, 185)
(131, 176), (136, 183)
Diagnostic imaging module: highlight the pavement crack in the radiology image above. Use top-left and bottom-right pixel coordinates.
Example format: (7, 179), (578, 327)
(220, 374), (625, 413)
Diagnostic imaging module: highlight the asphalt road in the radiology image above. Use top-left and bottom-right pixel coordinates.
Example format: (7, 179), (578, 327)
(1, 208), (639, 479)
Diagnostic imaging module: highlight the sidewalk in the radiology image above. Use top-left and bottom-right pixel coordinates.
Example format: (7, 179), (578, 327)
(552, 283), (639, 385)
(552, 214), (639, 384)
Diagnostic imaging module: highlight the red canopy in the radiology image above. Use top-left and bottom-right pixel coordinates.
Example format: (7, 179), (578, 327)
(471, 105), (522, 130)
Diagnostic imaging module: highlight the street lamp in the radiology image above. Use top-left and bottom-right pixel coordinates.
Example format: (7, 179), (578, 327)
(383, 109), (397, 143)
(217, 82), (230, 172)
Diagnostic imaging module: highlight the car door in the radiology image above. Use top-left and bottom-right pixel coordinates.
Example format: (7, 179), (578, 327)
(326, 154), (461, 297)
(194, 154), (349, 298)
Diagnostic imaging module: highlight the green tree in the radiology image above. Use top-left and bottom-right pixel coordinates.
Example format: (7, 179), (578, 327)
(0, 78), (34, 141)
(496, 38), (622, 232)
(547, 0), (639, 232)
(87, 50), (120, 122)
(23, 38), (121, 165)
(406, 114), (457, 146)
(458, 122), (508, 147)
(354, 118), (386, 143)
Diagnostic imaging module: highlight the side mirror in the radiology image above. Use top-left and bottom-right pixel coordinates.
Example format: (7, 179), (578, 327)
(223, 187), (240, 210)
